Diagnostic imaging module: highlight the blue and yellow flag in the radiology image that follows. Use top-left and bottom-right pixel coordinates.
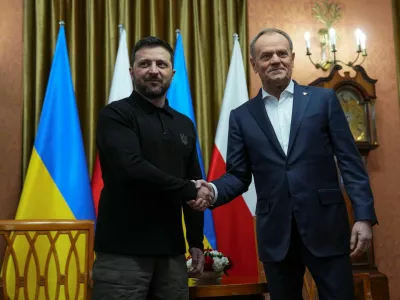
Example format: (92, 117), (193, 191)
(4, 25), (95, 299)
(167, 31), (217, 250)
(17, 25), (95, 221)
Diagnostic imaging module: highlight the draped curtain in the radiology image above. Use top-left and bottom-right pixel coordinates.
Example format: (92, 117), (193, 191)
(23, 0), (248, 179)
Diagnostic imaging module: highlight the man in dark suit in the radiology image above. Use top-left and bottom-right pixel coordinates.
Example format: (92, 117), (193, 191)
(193, 28), (377, 299)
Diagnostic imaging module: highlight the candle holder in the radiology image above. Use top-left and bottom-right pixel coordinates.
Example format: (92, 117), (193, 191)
(304, 28), (367, 71)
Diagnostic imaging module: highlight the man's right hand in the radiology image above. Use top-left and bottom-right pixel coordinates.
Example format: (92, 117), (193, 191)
(187, 180), (214, 211)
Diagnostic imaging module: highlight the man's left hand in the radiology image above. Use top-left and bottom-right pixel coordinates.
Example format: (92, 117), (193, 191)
(188, 247), (204, 278)
(350, 220), (373, 258)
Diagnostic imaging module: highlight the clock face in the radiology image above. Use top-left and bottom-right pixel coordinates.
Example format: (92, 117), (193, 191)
(335, 86), (367, 142)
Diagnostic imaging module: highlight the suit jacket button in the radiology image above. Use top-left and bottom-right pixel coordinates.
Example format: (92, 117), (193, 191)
(285, 165), (291, 171)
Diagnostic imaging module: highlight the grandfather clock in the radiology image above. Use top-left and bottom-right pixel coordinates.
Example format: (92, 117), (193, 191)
(306, 65), (389, 299)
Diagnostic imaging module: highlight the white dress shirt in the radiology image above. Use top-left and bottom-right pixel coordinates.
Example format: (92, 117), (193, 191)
(209, 80), (295, 203)
(262, 80), (294, 155)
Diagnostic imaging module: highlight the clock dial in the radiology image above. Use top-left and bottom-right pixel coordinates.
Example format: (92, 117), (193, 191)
(335, 86), (367, 142)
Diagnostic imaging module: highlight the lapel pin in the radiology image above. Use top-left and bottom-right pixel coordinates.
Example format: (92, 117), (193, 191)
(303, 92), (308, 95)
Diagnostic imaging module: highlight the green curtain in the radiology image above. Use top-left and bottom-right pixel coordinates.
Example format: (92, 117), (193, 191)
(22, 0), (248, 180)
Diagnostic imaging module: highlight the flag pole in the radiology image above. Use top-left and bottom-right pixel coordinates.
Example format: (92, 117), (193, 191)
(176, 29), (180, 39)
(59, 20), (65, 26)
(118, 24), (124, 39)
(233, 33), (239, 41)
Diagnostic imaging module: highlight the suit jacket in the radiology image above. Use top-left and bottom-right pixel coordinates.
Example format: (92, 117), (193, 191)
(211, 82), (377, 263)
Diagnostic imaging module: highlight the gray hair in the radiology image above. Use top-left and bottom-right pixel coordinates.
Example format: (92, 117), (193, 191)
(250, 28), (293, 58)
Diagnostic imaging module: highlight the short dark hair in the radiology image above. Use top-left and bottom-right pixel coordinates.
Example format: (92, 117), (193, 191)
(131, 36), (174, 66)
(250, 28), (293, 58)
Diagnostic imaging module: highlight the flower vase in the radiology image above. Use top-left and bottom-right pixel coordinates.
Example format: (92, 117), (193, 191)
(195, 271), (224, 285)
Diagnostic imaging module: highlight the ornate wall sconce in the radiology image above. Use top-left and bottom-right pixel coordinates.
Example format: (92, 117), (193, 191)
(305, 0), (368, 71)
(304, 28), (368, 71)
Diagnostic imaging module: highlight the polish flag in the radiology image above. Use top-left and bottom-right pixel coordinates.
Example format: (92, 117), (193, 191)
(208, 36), (259, 277)
(91, 26), (133, 215)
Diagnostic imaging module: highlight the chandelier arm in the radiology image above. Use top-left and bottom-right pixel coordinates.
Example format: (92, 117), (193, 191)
(307, 54), (318, 68)
(348, 52), (361, 66)
(358, 55), (366, 66)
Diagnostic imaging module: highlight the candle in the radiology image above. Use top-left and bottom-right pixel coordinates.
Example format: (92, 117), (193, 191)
(329, 28), (336, 47)
(304, 32), (311, 49)
(360, 32), (366, 50)
(355, 28), (362, 46)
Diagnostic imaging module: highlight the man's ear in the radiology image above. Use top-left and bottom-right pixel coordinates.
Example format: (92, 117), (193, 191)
(292, 52), (295, 68)
(250, 57), (257, 73)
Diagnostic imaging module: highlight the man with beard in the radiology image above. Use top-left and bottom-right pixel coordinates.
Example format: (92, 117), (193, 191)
(91, 36), (213, 300)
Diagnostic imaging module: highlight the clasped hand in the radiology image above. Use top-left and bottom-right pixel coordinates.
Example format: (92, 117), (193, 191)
(187, 180), (214, 211)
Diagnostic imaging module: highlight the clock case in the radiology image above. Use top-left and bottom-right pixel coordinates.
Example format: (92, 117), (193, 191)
(310, 64), (378, 155)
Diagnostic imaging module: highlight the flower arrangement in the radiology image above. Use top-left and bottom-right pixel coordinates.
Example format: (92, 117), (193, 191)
(186, 249), (231, 276)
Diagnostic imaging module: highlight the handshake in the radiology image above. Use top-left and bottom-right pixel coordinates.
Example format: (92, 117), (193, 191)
(187, 180), (214, 211)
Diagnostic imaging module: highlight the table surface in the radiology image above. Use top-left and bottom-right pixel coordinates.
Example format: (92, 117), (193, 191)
(189, 276), (268, 298)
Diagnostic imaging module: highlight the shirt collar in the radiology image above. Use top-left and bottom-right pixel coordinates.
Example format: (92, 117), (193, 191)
(262, 80), (294, 100)
(130, 90), (174, 118)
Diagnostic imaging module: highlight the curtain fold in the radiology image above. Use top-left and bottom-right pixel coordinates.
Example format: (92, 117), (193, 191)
(23, 0), (248, 180)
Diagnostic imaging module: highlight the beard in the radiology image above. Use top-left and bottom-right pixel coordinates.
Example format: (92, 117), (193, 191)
(134, 77), (172, 99)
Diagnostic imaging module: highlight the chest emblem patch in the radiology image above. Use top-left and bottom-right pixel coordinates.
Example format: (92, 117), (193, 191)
(180, 133), (188, 145)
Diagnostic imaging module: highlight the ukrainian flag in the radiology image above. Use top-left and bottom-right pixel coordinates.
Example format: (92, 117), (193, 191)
(167, 31), (217, 250)
(4, 24), (95, 299)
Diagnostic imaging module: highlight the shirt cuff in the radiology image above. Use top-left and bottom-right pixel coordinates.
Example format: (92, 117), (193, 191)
(181, 181), (198, 202)
(209, 182), (218, 204)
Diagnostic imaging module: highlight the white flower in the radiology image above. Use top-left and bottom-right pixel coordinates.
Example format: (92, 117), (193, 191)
(212, 257), (225, 272)
(221, 257), (229, 265)
(210, 250), (220, 257)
